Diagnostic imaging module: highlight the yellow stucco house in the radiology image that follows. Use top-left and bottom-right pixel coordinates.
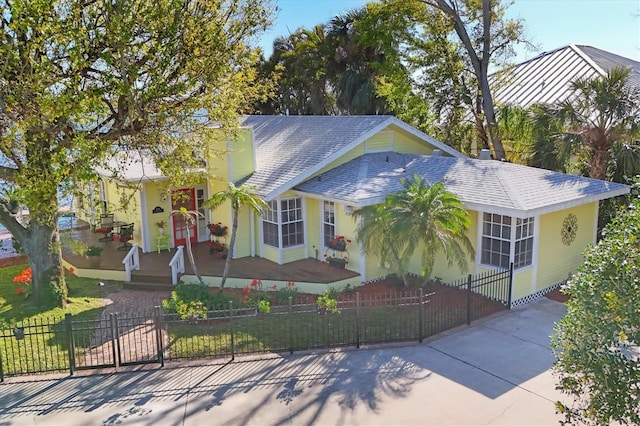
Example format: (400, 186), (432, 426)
(83, 115), (629, 306)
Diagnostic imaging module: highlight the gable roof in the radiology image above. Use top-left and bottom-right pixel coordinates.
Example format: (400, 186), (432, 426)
(240, 115), (464, 200)
(294, 152), (629, 217)
(491, 44), (640, 109)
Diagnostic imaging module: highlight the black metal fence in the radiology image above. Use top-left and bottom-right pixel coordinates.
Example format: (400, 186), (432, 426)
(0, 266), (512, 380)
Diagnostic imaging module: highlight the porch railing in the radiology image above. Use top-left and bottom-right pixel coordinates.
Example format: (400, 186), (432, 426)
(169, 245), (185, 285)
(122, 244), (140, 281)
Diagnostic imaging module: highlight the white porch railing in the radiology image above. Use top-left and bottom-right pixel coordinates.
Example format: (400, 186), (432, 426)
(169, 245), (185, 285)
(122, 243), (140, 281)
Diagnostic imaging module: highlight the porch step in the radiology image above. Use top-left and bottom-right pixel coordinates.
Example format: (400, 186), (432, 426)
(124, 273), (174, 291)
(123, 281), (175, 292)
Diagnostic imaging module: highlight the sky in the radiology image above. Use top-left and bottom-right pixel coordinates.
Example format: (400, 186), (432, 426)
(258, 0), (640, 63)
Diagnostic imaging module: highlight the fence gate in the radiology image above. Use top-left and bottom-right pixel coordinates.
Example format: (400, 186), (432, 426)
(70, 311), (163, 372)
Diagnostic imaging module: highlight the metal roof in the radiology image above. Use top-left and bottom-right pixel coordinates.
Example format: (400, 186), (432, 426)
(491, 44), (640, 109)
(294, 152), (629, 217)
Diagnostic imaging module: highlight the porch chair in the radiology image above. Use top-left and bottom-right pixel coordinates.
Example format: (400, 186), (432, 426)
(94, 214), (114, 242)
(116, 223), (134, 251)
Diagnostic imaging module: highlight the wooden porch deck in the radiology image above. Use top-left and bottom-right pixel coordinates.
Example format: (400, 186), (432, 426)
(62, 222), (360, 285)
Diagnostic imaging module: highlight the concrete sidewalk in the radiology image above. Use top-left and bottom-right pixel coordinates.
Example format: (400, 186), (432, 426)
(0, 298), (567, 425)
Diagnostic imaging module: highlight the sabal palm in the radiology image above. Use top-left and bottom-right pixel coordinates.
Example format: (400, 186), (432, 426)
(355, 175), (474, 286)
(547, 66), (640, 180)
(204, 183), (268, 289)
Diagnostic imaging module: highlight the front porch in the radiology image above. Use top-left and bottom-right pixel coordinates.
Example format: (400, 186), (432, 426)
(62, 222), (362, 291)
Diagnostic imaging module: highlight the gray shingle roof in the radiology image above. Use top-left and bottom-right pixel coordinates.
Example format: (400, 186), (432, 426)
(491, 44), (640, 109)
(294, 152), (629, 217)
(240, 115), (463, 199)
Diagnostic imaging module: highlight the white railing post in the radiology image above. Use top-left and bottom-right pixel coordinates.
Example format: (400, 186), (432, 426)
(169, 245), (185, 285)
(121, 244), (140, 282)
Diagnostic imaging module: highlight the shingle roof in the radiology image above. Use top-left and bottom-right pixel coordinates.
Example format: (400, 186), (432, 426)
(491, 44), (640, 109)
(240, 115), (463, 200)
(294, 152), (629, 217)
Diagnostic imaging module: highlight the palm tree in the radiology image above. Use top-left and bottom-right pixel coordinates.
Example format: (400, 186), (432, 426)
(204, 183), (268, 289)
(354, 175), (474, 286)
(170, 207), (205, 285)
(548, 66), (640, 180)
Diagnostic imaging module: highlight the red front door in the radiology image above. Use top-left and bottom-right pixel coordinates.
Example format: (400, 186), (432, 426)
(171, 188), (197, 246)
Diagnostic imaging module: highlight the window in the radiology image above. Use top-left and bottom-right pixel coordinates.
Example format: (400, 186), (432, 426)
(323, 201), (336, 246)
(514, 217), (534, 268)
(481, 213), (534, 270)
(263, 197), (304, 248)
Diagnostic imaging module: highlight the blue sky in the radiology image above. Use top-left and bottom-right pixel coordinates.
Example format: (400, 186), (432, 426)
(259, 0), (640, 63)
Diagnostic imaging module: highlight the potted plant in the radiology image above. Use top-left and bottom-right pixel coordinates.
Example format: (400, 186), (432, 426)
(85, 245), (103, 268)
(328, 235), (350, 251)
(156, 220), (166, 235)
(207, 222), (228, 237)
(325, 254), (348, 269)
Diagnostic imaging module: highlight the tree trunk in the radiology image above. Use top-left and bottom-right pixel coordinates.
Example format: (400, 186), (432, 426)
(21, 221), (67, 307)
(589, 148), (610, 181)
(220, 209), (238, 289)
(184, 223), (205, 285)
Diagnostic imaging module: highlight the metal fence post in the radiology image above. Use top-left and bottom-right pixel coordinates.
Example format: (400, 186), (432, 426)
(65, 313), (75, 376)
(508, 262), (514, 309)
(154, 306), (164, 367)
(418, 289), (424, 343)
(113, 313), (122, 369)
(228, 301), (235, 361)
(288, 296), (293, 354)
(466, 274), (472, 325)
(355, 293), (360, 349)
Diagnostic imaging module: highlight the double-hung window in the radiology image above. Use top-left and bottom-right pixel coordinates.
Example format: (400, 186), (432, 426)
(481, 213), (534, 270)
(263, 197), (304, 248)
(323, 201), (336, 246)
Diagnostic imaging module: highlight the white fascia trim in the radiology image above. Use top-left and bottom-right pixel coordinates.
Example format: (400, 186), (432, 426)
(569, 44), (608, 76)
(265, 117), (465, 201)
(464, 187), (630, 219)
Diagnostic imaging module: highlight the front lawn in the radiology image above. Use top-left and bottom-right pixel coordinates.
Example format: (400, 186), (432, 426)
(0, 264), (108, 376)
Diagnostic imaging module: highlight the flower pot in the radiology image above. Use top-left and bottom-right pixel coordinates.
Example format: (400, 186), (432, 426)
(86, 256), (101, 268)
(328, 240), (347, 251)
(159, 227), (165, 235)
(327, 258), (347, 269)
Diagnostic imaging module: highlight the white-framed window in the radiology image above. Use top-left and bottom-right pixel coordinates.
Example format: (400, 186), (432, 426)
(481, 213), (534, 270)
(514, 217), (534, 269)
(323, 201), (336, 246)
(263, 197), (304, 248)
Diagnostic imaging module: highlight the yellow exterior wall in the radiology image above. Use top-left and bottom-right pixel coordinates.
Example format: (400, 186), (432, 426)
(393, 128), (435, 155)
(317, 144), (366, 175)
(535, 202), (597, 292)
(306, 198), (321, 260)
(103, 179), (142, 243)
(262, 245), (280, 264)
(207, 128), (254, 182)
(365, 130), (393, 151)
(334, 204), (360, 274)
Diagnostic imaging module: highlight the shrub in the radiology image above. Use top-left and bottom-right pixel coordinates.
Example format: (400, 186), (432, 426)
(276, 285), (299, 305)
(257, 299), (271, 314)
(317, 290), (340, 314)
(161, 283), (238, 318)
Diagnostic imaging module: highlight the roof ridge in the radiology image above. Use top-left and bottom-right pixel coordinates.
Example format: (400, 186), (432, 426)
(487, 161), (524, 210)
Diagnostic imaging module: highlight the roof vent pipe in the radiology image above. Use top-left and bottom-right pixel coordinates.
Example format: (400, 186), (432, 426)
(431, 149), (442, 157)
(479, 149), (492, 160)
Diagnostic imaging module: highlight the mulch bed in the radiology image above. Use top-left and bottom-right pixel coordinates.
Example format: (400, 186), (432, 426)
(545, 287), (570, 303)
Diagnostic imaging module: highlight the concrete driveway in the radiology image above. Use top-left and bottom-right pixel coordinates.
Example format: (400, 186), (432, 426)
(0, 298), (567, 425)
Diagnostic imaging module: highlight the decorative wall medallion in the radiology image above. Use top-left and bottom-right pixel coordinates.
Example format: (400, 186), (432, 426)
(561, 214), (578, 246)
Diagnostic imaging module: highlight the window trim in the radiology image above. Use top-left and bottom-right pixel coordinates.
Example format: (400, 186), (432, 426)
(322, 201), (336, 248)
(480, 212), (535, 270)
(262, 197), (305, 249)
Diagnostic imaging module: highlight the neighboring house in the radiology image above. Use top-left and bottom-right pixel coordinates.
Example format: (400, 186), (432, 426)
(490, 44), (640, 108)
(80, 115), (628, 306)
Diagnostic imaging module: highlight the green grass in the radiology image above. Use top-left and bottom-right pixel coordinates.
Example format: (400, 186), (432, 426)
(0, 264), (108, 376)
(164, 305), (429, 360)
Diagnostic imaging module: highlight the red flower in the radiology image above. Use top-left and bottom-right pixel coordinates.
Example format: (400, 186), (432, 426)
(68, 267), (75, 275)
(12, 268), (32, 285)
(16, 287), (24, 295)
(271, 285), (277, 290)
(250, 279), (262, 289)
(287, 281), (295, 287)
